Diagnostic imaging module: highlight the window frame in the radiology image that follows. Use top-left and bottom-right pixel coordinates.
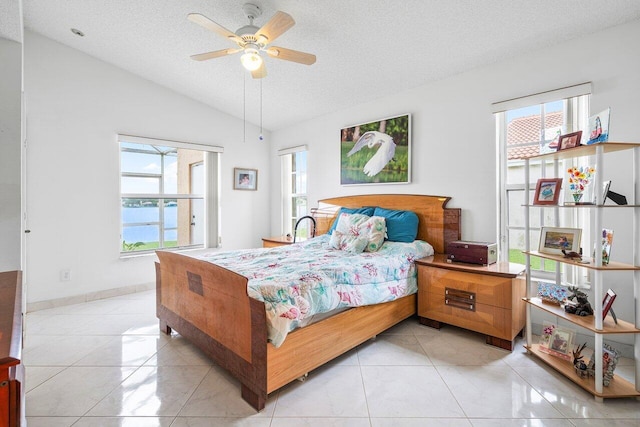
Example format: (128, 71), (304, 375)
(495, 85), (591, 281)
(118, 134), (222, 256)
(279, 145), (308, 238)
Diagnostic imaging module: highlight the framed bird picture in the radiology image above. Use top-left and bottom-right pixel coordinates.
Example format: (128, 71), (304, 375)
(340, 113), (411, 185)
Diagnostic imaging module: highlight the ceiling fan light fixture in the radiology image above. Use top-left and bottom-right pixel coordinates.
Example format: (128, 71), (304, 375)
(241, 47), (263, 71)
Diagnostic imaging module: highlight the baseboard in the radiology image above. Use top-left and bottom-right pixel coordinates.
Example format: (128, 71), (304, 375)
(27, 282), (155, 312)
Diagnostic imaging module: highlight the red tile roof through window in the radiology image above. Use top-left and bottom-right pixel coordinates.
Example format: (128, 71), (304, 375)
(507, 111), (563, 159)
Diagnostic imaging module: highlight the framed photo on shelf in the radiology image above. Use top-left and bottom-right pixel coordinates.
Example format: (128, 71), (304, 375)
(539, 322), (574, 361)
(556, 131), (583, 151)
(233, 168), (258, 191)
(538, 227), (582, 255)
(601, 180), (612, 205)
(601, 228), (614, 264)
(587, 343), (620, 386)
(602, 289), (617, 320)
(586, 107), (610, 145)
(533, 178), (563, 205)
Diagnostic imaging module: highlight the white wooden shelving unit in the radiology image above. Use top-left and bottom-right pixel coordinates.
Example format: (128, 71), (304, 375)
(522, 142), (640, 400)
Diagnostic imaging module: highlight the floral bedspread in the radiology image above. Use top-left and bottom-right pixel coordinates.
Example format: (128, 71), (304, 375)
(197, 235), (434, 347)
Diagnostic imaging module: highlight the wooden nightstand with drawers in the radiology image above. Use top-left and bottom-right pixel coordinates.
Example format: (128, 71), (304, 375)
(261, 235), (294, 248)
(416, 254), (526, 351)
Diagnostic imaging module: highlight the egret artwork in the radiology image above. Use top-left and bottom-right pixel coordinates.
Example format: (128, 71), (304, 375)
(340, 114), (410, 185)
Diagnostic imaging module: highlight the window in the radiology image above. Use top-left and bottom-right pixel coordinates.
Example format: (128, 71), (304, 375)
(495, 84), (591, 277)
(119, 135), (221, 254)
(279, 145), (308, 238)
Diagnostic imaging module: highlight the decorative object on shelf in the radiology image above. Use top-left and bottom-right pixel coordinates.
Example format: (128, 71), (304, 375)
(601, 180), (612, 205)
(601, 228), (614, 265)
(564, 286), (594, 316)
(587, 343), (620, 386)
(602, 288), (618, 323)
(603, 182), (628, 205)
(557, 130), (583, 151)
(340, 114), (410, 185)
(540, 322), (575, 361)
(567, 165), (596, 204)
(561, 248), (583, 261)
(573, 342), (590, 378)
(537, 281), (568, 305)
(233, 167), (258, 190)
(533, 178), (563, 205)
(538, 226), (582, 255)
(586, 107), (611, 145)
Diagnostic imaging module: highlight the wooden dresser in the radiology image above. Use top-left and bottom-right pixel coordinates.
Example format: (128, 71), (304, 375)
(416, 255), (525, 350)
(0, 271), (24, 427)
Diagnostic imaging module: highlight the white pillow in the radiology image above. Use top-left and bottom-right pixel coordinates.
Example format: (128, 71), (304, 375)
(329, 213), (386, 253)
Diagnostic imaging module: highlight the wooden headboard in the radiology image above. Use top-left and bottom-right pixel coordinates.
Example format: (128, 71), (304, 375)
(311, 194), (461, 254)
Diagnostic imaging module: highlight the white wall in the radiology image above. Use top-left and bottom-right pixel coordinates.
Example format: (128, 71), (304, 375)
(270, 19), (640, 351)
(24, 31), (271, 304)
(0, 37), (22, 272)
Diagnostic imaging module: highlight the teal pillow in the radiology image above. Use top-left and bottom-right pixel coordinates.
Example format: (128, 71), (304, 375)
(327, 207), (375, 234)
(373, 207), (419, 242)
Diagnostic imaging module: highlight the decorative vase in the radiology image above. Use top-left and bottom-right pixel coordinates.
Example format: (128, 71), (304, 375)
(572, 192), (583, 203)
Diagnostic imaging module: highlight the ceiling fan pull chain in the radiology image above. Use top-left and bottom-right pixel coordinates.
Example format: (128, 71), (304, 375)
(259, 78), (263, 141)
(243, 72), (246, 144)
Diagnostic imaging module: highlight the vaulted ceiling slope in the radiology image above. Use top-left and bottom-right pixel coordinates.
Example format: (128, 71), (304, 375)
(10, 0), (640, 130)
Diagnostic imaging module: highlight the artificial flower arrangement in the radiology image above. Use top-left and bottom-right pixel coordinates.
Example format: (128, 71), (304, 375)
(567, 166), (596, 203)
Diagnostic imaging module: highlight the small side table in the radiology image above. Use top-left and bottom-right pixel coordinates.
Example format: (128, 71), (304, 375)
(262, 235), (294, 248)
(416, 254), (526, 350)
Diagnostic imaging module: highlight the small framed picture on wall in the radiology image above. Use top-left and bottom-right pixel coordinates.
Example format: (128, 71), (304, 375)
(234, 168), (258, 191)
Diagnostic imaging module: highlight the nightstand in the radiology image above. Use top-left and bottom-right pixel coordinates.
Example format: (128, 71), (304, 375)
(262, 235), (294, 248)
(416, 254), (526, 350)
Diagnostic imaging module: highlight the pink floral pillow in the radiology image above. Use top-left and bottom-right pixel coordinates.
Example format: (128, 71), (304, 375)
(329, 213), (386, 253)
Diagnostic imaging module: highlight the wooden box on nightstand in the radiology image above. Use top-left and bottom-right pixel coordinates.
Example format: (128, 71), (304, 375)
(416, 254), (526, 350)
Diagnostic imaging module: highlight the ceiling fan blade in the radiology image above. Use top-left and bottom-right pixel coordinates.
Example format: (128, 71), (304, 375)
(255, 11), (295, 44)
(266, 46), (316, 65)
(190, 48), (241, 61)
(251, 63), (267, 79)
(188, 13), (242, 44)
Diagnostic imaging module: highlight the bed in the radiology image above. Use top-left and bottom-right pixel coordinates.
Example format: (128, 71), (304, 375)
(155, 194), (460, 410)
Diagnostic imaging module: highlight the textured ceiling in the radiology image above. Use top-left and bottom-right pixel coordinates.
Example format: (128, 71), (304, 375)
(17, 0), (640, 130)
(0, 0), (22, 42)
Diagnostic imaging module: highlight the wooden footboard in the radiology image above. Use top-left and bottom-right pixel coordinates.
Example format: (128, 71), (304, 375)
(156, 251), (416, 411)
(156, 251), (269, 409)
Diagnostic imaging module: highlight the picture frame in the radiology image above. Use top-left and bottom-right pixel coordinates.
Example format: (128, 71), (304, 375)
(556, 131), (583, 151)
(340, 113), (411, 185)
(538, 226), (582, 255)
(601, 180), (612, 205)
(587, 343), (620, 386)
(602, 288), (617, 320)
(539, 322), (574, 361)
(586, 107), (611, 145)
(233, 168), (258, 191)
(533, 178), (563, 205)
(550, 327), (574, 357)
(601, 228), (614, 265)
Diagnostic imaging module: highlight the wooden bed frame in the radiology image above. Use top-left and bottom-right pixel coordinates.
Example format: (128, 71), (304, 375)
(155, 194), (460, 411)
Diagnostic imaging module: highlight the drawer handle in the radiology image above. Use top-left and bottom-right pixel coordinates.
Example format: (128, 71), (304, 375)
(445, 287), (476, 312)
(445, 298), (476, 312)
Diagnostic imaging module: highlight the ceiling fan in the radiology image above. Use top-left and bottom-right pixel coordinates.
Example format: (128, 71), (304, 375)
(188, 3), (316, 79)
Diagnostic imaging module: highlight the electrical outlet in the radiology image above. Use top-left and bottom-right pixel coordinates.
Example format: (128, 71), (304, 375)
(60, 269), (71, 281)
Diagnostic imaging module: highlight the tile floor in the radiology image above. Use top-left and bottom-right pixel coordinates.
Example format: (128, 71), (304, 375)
(23, 290), (639, 426)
